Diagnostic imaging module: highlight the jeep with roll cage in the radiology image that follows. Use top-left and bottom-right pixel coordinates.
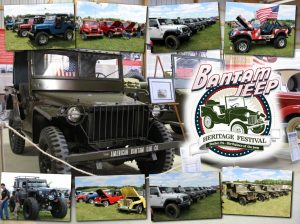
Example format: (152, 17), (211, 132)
(28, 14), (75, 45)
(201, 96), (268, 134)
(9, 176), (67, 220)
(5, 49), (178, 174)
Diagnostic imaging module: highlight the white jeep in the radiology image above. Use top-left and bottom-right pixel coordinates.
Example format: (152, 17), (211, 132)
(149, 18), (191, 50)
(150, 186), (191, 218)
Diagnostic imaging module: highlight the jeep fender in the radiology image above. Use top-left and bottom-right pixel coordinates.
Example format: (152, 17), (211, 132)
(274, 31), (287, 39)
(280, 105), (300, 121)
(163, 30), (180, 39)
(36, 29), (51, 35)
(32, 106), (60, 143)
(163, 199), (180, 208)
(232, 34), (252, 42)
(229, 118), (247, 127)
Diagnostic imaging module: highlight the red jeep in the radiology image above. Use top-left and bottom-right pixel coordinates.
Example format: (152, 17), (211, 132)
(229, 15), (291, 53)
(79, 20), (104, 40)
(94, 189), (123, 207)
(99, 20), (124, 38)
(17, 16), (44, 37)
(122, 22), (136, 34)
(278, 92), (300, 135)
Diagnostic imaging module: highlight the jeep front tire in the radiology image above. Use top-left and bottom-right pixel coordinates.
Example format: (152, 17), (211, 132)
(64, 29), (73, 41)
(136, 120), (174, 174)
(233, 38), (251, 53)
(239, 196), (247, 206)
(35, 32), (49, 45)
(19, 29), (28, 37)
(23, 197), (39, 220)
(102, 200), (109, 207)
(274, 36), (287, 49)
(165, 203), (180, 218)
(38, 126), (70, 174)
(165, 35), (180, 50)
(51, 197), (68, 219)
(231, 121), (248, 134)
(203, 115), (214, 129)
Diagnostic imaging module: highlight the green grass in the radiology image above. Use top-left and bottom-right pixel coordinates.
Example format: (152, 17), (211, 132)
(76, 32), (145, 52)
(222, 193), (292, 217)
(76, 201), (146, 221)
(8, 207), (71, 221)
(152, 191), (222, 222)
(224, 26), (295, 57)
(5, 29), (75, 51)
(152, 21), (221, 53)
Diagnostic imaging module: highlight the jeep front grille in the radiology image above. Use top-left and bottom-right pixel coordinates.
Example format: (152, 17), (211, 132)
(248, 115), (257, 125)
(84, 105), (149, 144)
(183, 196), (189, 201)
(91, 29), (98, 33)
(122, 199), (132, 206)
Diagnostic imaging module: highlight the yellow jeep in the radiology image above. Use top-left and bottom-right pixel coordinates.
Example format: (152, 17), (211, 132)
(117, 187), (146, 214)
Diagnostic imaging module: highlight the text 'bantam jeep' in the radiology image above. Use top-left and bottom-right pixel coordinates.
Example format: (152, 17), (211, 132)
(9, 176), (67, 220)
(201, 96), (267, 134)
(5, 49), (178, 174)
(226, 183), (257, 205)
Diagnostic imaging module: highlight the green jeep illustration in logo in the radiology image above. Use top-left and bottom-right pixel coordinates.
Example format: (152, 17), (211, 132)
(201, 96), (267, 134)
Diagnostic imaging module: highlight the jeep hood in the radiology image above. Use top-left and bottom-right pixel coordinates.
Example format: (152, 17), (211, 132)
(161, 24), (187, 30)
(34, 92), (145, 107)
(120, 187), (141, 198)
(228, 107), (257, 115)
(236, 15), (253, 31)
(124, 22), (136, 29)
(110, 21), (122, 28)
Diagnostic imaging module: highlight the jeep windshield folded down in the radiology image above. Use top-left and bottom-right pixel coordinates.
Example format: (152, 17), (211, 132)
(5, 49), (178, 174)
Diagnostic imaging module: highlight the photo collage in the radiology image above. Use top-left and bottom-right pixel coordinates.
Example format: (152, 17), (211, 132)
(0, 0), (299, 224)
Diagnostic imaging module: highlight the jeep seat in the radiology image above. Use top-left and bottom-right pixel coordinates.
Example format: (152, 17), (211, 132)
(213, 105), (225, 119)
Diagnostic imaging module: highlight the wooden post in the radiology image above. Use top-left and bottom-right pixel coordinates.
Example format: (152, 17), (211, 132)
(154, 56), (165, 78)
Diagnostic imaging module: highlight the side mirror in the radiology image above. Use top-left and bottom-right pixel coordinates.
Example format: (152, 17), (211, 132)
(155, 192), (160, 196)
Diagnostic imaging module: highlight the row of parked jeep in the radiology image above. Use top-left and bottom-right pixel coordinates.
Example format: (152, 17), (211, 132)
(149, 17), (217, 50)
(225, 182), (291, 206)
(5, 14), (75, 45)
(75, 187), (146, 214)
(150, 185), (218, 218)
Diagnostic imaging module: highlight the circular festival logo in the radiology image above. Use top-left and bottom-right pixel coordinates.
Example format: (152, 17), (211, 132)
(194, 86), (272, 157)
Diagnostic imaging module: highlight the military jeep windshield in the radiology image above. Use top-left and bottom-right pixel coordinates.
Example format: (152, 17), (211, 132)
(85, 21), (98, 25)
(32, 51), (120, 80)
(226, 97), (246, 109)
(27, 181), (48, 188)
(236, 185), (247, 191)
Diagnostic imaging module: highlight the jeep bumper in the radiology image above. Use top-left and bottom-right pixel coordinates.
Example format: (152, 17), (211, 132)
(66, 141), (180, 163)
(85, 33), (104, 38)
(118, 205), (141, 212)
(178, 32), (191, 41)
(179, 200), (191, 208)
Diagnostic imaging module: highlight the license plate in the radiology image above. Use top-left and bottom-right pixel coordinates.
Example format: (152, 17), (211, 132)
(109, 145), (159, 158)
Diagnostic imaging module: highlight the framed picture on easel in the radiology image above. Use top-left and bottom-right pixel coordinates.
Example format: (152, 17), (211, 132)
(148, 78), (175, 104)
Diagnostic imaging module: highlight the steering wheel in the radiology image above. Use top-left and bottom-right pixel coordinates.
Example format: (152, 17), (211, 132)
(96, 70), (118, 78)
(232, 103), (239, 108)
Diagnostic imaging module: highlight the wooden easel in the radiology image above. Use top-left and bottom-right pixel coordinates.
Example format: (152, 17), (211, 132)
(153, 56), (186, 140)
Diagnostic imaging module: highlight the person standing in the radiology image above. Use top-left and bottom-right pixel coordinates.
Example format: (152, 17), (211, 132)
(137, 24), (141, 38)
(0, 183), (10, 220)
(13, 188), (21, 219)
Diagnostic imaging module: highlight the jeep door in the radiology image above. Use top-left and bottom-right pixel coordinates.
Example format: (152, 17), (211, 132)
(149, 187), (161, 207)
(53, 15), (67, 34)
(149, 19), (161, 39)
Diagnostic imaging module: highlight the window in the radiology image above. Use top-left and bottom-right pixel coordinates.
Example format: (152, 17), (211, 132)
(150, 187), (159, 195)
(149, 19), (158, 27)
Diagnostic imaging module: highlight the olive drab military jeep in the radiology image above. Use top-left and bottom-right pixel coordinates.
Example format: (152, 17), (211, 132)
(5, 50), (178, 174)
(247, 184), (270, 201)
(260, 185), (280, 198)
(9, 176), (67, 220)
(226, 183), (257, 205)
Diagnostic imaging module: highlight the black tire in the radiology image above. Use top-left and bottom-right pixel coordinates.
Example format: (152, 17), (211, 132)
(165, 203), (180, 218)
(258, 194), (265, 202)
(136, 204), (143, 214)
(102, 200), (109, 207)
(227, 193), (231, 200)
(203, 115), (214, 129)
(9, 197), (16, 212)
(124, 73), (145, 82)
(80, 32), (87, 40)
(170, 125), (182, 134)
(23, 197), (39, 220)
(252, 124), (265, 134)
(8, 118), (25, 154)
(239, 196), (247, 206)
(38, 126), (70, 174)
(64, 29), (73, 41)
(20, 29), (28, 37)
(165, 35), (180, 50)
(88, 199), (94, 204)
(233, 38), (251, 53)
(35, 32), (49, 45)
(136, 120), (174, 174)
(51, 197), (68, 219)
(231, 121), (248, 134)
(274, 36), (287, 49)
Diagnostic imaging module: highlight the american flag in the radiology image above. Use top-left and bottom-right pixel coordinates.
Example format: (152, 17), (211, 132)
(255, 5), (279, 24)
(56, 60), (76, 77)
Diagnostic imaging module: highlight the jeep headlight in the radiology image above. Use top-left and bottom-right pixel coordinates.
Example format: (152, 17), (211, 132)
(48, 194), (55, 200)
(38, 190), (43, 195)
(244, 112), (250, 118)
(67, 106), (81, 123)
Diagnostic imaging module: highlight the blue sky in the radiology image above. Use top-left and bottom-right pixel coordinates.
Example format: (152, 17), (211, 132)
(150, 172), (220, 187)
(77, 1), (146, 23)
(149, 2), (219, 19)
(222, 167), (293, 182)
(75, 175), (145, 188)
(4, 3), (74, 17)
(225, 2), (296, 22)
